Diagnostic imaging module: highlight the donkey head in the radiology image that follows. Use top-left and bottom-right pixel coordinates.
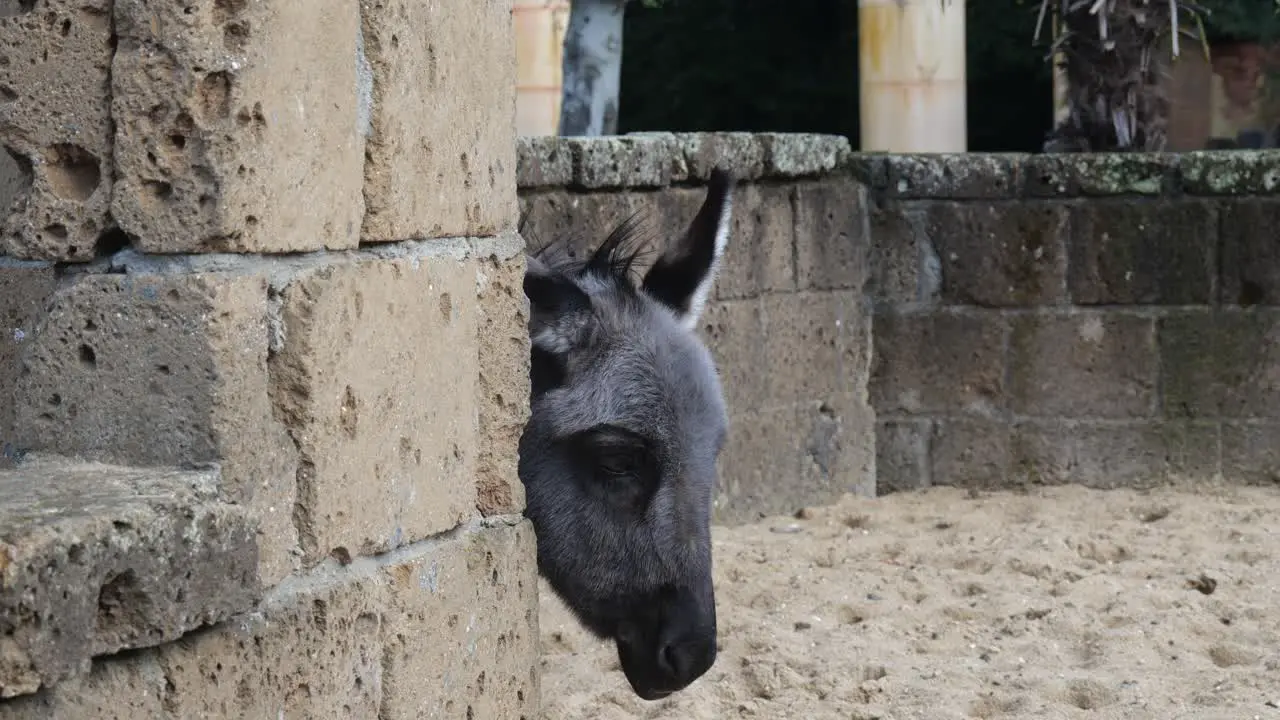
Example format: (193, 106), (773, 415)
(519, 169), (735, 700)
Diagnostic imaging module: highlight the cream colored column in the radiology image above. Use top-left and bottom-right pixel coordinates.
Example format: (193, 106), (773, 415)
(858, 0), (967, 152)
(514, 0), (571, 136)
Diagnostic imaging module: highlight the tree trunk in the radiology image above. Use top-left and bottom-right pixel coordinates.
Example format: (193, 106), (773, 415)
(558, 0), (627, 136)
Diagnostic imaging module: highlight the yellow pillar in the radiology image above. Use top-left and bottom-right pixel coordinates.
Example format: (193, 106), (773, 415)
(514, 0), (571, 136)
(858, 0), (967, 152)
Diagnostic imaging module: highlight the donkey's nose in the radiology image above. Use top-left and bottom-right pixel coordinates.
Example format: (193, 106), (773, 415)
(655, 627), (716, 686)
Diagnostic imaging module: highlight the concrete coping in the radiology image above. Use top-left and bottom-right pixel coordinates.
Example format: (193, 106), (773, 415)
(515, 132), (1280, 199)
(0, 456), (260, 699)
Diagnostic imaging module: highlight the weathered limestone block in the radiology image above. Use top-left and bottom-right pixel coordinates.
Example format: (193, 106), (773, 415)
(0, 520), (540, 719)
(929, 418), (1011, 489)
(0, 458), (258, 699)
(763, 290), (868, 409)
(1008, 311), (1158, 419)
(875, 419), (931, 493)
(924, 202), (1069, 307)
(700, 296), (768, 415)
(0, 0), (115, 261)
(475, 250), (531, 516)
(110, 0), (365, 253)
(1009, 420), (1220, 488)
(380, 520), (539, 719)
(361, 0), (516, 242)
(1219, 199), (1280, 306)
(712, 183), (796, 300)
(1159, 309), (1280, 418)
(794, 177), (869, 292)
(870, 309), (1007, 417)
(10, 270), (299, 584)
(271, 244), (485, 565)
(0, 263), (57, 457)
(1067, 200), (1216, 305)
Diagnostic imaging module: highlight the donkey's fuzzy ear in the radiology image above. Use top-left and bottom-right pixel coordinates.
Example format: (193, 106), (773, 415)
(525, 254), (592, 354)
(641, 167), (734, 330)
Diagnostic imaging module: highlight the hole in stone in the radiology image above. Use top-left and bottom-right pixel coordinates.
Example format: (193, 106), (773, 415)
(43, 144), (101, 201)
(84, 318), (97, 331)
(0, 146), (34, 211)
(156, 364), (170, 375)
(173, 112), (194, 133)
(97, 570), (147, 635)
(43, 223), (67, 239)
(167, 134), (186, 150)
(0, 86), (15, 102)
(144, 180), (173, 200)
(79, 344), (97, 368)
(245, 214), (257, 227)
(94, 227), (130, 257)
(48, 393), (61, 406)
(197, 71), (232, 121)
(0, 0), (37, 17)
(60, 18), (70, 35)
(224, 21), (249, 52)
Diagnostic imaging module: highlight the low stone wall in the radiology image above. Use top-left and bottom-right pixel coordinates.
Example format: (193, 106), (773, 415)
(1, 0), (536, 716)
(517, 137), (1280, 512)
(862, 151), (1280, 493)
(517, 133), (876, 524)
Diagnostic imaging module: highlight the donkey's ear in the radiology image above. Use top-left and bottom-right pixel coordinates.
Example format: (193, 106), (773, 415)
(525, 254), (592, 354)
(641, 167), (734, 330)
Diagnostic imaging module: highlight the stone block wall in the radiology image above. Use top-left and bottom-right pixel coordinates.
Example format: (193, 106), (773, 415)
(860, 151), (1280, 493)
(516, 133), (877, 524)
(1, 0), (537, 717)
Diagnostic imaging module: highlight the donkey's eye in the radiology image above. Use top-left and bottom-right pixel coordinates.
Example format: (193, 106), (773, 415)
(596, 448), (641, 478)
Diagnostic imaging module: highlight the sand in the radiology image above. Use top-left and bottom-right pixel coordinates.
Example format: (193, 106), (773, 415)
(538, 484), (1280, 720)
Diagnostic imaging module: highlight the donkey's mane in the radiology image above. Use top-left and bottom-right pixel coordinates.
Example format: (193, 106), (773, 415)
(522, 210), (658, 290)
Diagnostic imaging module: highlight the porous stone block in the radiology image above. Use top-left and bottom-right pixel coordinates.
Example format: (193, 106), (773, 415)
(713, 182), (796, 300)
(10, 270), (299, 583)
(794, 177), (869, 292)
(870, 309), (1007, 416)
(570, 134), (680, 189)
(0, 459), (258, 699)
(1179, 150), (1280, 195)
(762, 291), (868, 409)
(797, 395), (875, 500)
(1067, 200), (1216, 305)
(1009, 420), (1221, 488)
(0, 654), (169, 719)
(758, 133), (850, 178)
(1008, 312), (1158, 418)
(110, 0), (365, 253)
(517, 135), (573, 188)
(886, 153), (1020, 199)
(1219, 199), (1280, 305)
(1222, 422), (1280, 485)
(1023, 152), (1174, 197)
(0, 0), (115, 261)
(715, 406), (802, 524)
(673, 131), (766, 181)
(361, 0), (516, 242)
(475, 248), (531, 516)
(875, 419), (931, 494)
(924, 202), (1069, 307)
(380, 520), (540, 720)
(271, 247), (483, 565)
(929, 418), (1011, 489)
(0, 263), (57, 458)
(1159, 309), (1280, 418)
(866, 206), (933, 305)
(700, 297), (768, 415)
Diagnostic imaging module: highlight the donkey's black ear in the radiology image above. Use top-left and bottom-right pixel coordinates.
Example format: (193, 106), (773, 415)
(641, 167), (734, 330)
(525, 254), (592, 354)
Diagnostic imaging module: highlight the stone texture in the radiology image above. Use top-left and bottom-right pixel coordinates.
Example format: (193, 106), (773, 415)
(270, 252), (481, 565)
(886, 153), (1020, 199)
(1023, 153), (1175, 197)
(110, 0), (365, 253)
(1222, 422), (1280, 485)
(930, 418), (1011, 489)
(0, 459), (258, 699)
(1159, 309), (1280, 419)
(758, 133), (850, 178)
(794, 177), (869, 292)
(875, 420), (931, 494)
(870, 310), (1007, 417)
(715, 406), (802, 524)
(797, 396), (875, 500)
(0, 264), (57, 459)
(571, 135), (679, 189)
(0, 0), (115, 262)
(1067, 200), (1216, 305)
(866, 206), (933, 305)
(715, 183), (796, 299)
(925, 202), (1069, 307)
(1219, 199), (1280, 305)
(1179, 150), (1280, 195)
(1009, 421), (1221, 488)
(673, 131), (766, 181)
(10, 271), (299, 583)
(475, 250), (531, 516)
(762, 291), (868, 410)
(700, 297), (768, 415)
(380, 520), (539, 720)
(1008, 312), (1158, 419)
(361, 0), (516, 242)
(516, 135), (573, 189)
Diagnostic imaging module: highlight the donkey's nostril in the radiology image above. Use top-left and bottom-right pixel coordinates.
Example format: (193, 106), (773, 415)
(657, 641), (685, 679)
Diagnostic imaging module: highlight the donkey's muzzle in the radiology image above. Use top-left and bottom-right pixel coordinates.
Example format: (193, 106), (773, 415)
(615, 584), (717, 700)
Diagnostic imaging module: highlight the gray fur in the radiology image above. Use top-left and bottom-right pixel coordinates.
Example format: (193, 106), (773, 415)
(519, 170), (735, 700)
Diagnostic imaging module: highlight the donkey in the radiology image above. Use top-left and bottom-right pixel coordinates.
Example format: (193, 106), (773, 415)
(518, 169), (735, 701)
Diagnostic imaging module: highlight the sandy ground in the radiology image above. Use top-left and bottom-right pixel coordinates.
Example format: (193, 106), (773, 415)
(538, 484), (1280, 720)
